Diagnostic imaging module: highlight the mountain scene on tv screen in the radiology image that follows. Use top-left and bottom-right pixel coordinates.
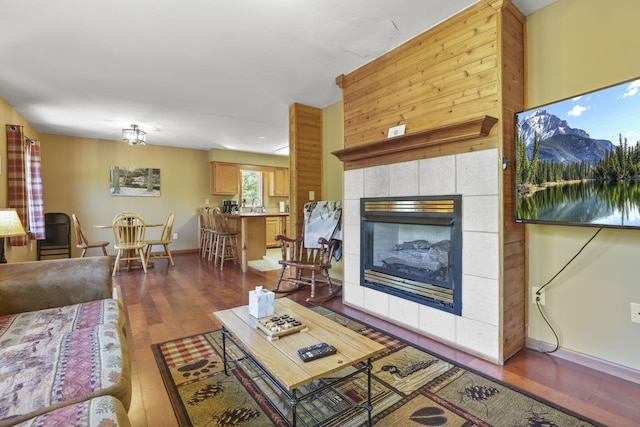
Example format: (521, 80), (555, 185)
(515, 79), (640, 228)
(519, 109), (615, 163)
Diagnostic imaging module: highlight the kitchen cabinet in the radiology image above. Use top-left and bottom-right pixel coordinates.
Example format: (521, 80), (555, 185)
(269, 168), (289, 196)
(266, 217), (283, 248)
(210, 162), (239, 195)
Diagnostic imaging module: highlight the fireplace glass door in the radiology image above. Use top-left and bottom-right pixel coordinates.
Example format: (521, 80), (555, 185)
(360, 196), (462, 315)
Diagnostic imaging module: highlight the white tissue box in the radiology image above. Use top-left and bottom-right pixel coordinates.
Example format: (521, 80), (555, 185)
(248, 286), (275, 318)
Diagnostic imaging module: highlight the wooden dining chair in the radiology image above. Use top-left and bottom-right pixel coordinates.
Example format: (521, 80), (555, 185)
(71, 213), (109, 257)
(111, 211), (147, 276)
(144, 211), (176, 266)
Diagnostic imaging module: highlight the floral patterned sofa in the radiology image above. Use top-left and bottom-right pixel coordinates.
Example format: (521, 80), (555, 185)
(0, 256), (131, 426)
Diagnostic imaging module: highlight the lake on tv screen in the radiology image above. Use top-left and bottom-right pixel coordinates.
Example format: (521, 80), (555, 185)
(517, 180), (640, 227)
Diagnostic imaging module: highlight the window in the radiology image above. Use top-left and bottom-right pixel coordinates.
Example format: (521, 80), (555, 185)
(241, 170), (262, 206)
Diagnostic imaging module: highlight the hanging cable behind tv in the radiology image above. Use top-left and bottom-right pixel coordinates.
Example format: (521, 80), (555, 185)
(533, 227), (603, 354)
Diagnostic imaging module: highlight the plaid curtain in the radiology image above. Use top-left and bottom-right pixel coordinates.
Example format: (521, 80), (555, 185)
(5, 125), (45, 245)
(26, 141), (45, 240)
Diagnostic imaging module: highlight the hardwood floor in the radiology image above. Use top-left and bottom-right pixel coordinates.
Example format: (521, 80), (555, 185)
(114, 254), (640, 426)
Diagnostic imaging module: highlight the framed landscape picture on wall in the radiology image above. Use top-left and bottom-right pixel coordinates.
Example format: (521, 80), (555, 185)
(110, 166), (160, 197)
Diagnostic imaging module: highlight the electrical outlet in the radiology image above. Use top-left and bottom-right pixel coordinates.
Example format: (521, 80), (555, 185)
(309, 191), (315, 201)
(205, 198), (209, 205)
(532, 287), (545, 305)
(631, 303), (640, 323)
(172, 233), (178, 240)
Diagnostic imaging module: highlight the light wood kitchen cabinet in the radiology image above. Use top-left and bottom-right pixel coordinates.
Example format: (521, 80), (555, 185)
(210, 162), (239, 195)
(265, 217), (282, 248)
(269, 168), (289, 196)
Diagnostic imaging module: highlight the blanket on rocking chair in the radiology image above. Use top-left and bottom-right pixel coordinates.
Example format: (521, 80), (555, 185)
(303, 201), (342, 261)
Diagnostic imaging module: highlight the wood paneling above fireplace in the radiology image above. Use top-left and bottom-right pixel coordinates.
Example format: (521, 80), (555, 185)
(336, 2), (503, 149)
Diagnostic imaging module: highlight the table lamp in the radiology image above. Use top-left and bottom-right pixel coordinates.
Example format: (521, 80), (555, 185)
(0, 209), (27, 263)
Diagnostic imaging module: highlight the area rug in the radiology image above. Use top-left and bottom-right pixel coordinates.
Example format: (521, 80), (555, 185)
(248, 249), (282, 272)
(247, 258), (281, 272)
(152, 306), (598, 427)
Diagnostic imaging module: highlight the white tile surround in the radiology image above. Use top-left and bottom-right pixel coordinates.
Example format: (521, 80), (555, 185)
(343, 148), (501, 362)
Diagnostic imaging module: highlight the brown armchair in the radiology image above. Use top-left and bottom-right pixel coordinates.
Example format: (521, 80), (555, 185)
(272, 234), (341, 303)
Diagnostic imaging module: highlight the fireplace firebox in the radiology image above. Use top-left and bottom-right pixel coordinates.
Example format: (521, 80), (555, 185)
(360, 195), (462, 315)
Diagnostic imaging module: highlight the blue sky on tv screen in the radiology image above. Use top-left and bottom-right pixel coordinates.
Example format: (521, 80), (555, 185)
(523, 78), (640, 146)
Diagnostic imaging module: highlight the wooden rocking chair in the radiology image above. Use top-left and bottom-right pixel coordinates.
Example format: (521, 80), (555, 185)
(272, 234), (341, 303)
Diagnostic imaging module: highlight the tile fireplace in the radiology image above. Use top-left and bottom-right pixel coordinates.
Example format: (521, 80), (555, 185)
(342, 149), (501, 362)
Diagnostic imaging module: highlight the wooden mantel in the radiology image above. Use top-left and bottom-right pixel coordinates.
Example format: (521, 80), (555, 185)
(332, 116), (498, 170)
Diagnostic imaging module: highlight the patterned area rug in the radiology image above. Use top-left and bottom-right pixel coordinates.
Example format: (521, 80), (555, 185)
(152, 306), (597, 427)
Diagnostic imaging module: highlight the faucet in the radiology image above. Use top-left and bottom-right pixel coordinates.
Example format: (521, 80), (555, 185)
(251, 197), (263, 213)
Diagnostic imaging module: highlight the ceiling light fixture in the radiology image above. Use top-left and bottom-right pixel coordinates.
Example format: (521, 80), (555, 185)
(122, 124), (146, 145)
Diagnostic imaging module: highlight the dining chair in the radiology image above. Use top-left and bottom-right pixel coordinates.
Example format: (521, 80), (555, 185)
(71, 213), (109, 257)
(112, 211), (147, 276)
(37, 212), (72, 260)
(144, 211), (176, 266)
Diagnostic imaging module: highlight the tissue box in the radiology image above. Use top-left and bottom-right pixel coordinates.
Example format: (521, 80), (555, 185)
(248, 286), (275, 318)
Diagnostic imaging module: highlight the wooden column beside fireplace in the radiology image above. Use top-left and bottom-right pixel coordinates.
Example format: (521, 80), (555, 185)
(332, 0), (526, 364)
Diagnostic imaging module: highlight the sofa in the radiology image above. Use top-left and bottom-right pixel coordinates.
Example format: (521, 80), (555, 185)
(0, 256), (131, 426)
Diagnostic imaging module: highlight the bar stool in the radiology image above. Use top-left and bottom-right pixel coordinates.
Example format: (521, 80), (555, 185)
(211, 208), (239, 269)
(198, 208), (215, 260)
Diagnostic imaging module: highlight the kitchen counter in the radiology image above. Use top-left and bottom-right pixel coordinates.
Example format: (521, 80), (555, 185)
(228, 212), (289, 218)
(223, 212), (289, 272)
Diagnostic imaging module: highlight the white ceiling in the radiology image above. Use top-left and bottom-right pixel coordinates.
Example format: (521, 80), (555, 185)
(0, 0), (555, 155)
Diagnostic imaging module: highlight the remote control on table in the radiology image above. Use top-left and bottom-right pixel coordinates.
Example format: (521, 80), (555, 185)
(298, 344), (337, 362)
(297, 342), (328, 355)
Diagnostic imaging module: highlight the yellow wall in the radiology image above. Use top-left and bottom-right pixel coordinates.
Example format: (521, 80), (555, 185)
(322, 101), (344, 279)
(208, 148), (288, 167)
(38, 134), (210, 259)
(526, 0), (640, 370)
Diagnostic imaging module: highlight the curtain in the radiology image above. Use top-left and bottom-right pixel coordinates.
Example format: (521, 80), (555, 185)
(25, 140), (45, 240)
(5, 125), (45, 245)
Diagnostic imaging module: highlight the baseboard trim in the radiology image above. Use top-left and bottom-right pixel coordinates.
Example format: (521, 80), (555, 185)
(526, 337), (640, 385)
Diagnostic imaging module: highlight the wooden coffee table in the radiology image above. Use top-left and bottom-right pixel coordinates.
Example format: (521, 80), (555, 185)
(214, 298), (386, 426)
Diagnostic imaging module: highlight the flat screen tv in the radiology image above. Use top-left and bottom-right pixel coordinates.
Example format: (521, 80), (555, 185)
(515, 77), (640, 229)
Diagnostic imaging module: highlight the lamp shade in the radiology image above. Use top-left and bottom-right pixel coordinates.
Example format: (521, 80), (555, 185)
(0, 209), (27, 238)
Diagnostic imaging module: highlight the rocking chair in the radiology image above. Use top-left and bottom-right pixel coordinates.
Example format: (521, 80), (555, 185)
(272, 234), (341, 303)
